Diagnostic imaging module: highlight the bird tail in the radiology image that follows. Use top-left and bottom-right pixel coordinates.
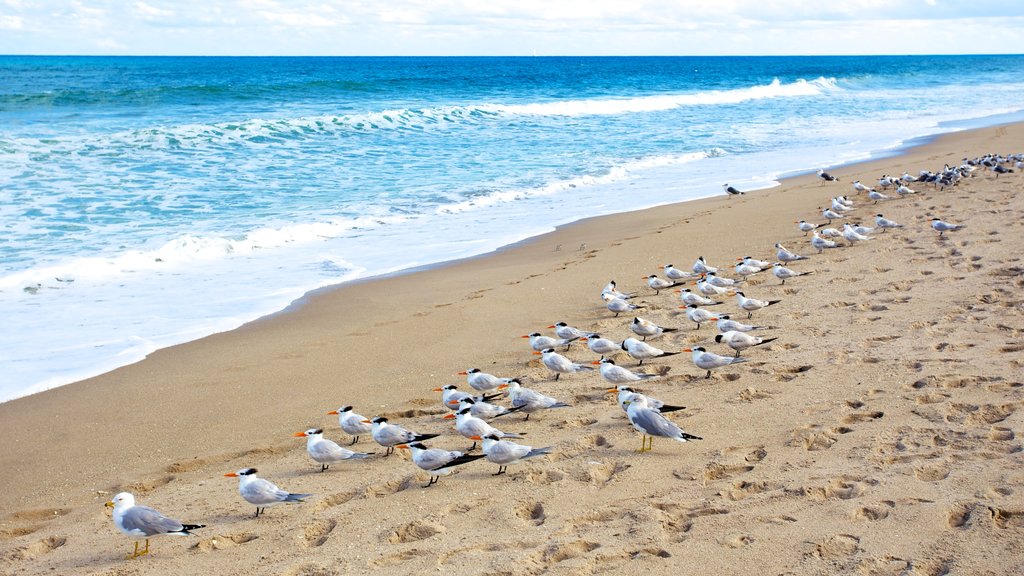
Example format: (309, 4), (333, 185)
(637, 373), (660, 380)
(501, 432), (525, 439)
(525, 447), (553, 459)
(661, 351), (681, 357)
(413, 433), (441, 442)
(767, 300), (781, 306)
(755, 337), (779, 346)
(350, 452), (373, 459)
(285, 493), (313, 502)
(550, 402), (571, 409)
(179, 524), (206, 534)
(680, 432), (703, 441)
(575, 365), (596, 372)
(659, 404), (686, 413)
(730, 357), (750, 364)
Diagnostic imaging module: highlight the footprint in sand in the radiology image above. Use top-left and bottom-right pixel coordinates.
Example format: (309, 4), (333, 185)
(515, 501), (546, 526)
(6, 535), (66, 561)
(302, 518), (337, 547)
(193, 532), (258, 552)
(387, 519), (446, 544)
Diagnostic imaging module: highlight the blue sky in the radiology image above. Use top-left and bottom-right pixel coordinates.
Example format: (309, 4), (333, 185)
(1, 0), (1022, 56)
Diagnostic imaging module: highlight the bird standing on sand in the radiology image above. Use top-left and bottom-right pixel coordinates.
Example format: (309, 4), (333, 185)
(868, 189), (890, 203)
(623, 394), (702, 452)
(931, 217), (965, 237)
(821, 207), (846, 224)
(621, 337), (680, 365)
(630, 316), (678, 341)
(550, 322), (588, 342)
(535, 348), (595, 381)
(817, 169), (839, 184)
(663, 263), (696, 281)
(602, 292), (644, 317)
(397, 442), (487, 487)
(433, 384), (502, 411)
(582, 332), (620, 359)
(522, 332), (575, 352)
(683, 304), (719, 329)
(692, 256), (718, 275)
(723, 183), (745, 195)
(679, 288), (722, 307)
(459, 368), (518, 393)
(477, 434), (552, 475)
(444, 407), (522, 450)
(874, 214), (903, 232)
(811, 231), (839, 254)
(225, 468), (311, 518)
(842, 223), (874, 244)
(716, 314), (765, 333)
(775, 243), (809, 263)
(684, 346), (749, 378)
(735, 291), (781, 318)
(608, 386), (685, 414)
(295, 428), (372, 470)
(105, 492), (204, 559)
(715, 331), (778, 357)
(328, 406), (373, 445)
(594, 357), (660, 384)
(505, 380), (570, 420)
(644, 274), (680, 294)
(772, 262), (813, 284)
(368, 418), (439, 457)
(797, 220), (820, 236)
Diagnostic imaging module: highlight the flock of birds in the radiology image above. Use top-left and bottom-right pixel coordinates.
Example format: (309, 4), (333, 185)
(103, 152), (1020, 559)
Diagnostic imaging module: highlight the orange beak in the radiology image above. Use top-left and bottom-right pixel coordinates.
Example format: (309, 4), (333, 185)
(327, 410), (339, 415)
(442, 413), (456, 419)
(396, 444), (409, 449)
(710, 317), (720, 321)
(497, 384), (508, 390)
(520, 335), (530, 339)
(605, 388), (618, 393)
(432, 387), (444, 392)
(592, 361), (602, 365)
(682, 348), (693, 352)
(456, 371), (468, 375)
(532, 351), (542, 355)
(224, 472), (238, 477)
(293, 431), (307, 437)
(546, 324), (556, 329)
(468, 435), (482, 441)
(361, 419), (372, 424)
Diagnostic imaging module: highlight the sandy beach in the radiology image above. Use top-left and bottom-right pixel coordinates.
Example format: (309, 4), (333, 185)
(1, 122), (1022, 575)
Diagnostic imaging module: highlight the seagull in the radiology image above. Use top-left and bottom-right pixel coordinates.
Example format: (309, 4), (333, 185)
(608, 386), (685, 413)
(775, 243), (809, 263)
(105, 492), (204, 559)
(368, 418), (439, 457)
(644, 274), (681, 294)
(678, 288), (722, 307)
(477, 434), (552, 475)
(522, 332), (576, 352)
(549, 321), (588, 342)
(797, 220), (820, 236)
(772, 262), (813, 284)
(811, 231), (839, 253)
(817, 169), (839, 184)
(225, 468), (311, 518)
(704, 271), (742, 287)
(631, 316), (678, 341)
(682, 304), (719, 329)
(723, 183), (745, 195)
(931, 217), (965, 237)
(663, 263), (696, 281)
(505, 380), (570, 420)
(716, 314), (765, 333)
(842, 223), (873, 244)
(294, 428), (372, 470)
(621, 337), (680, 365)
(734, 291), (781, 319)
(397, 442), (487, 487)
(582, 332), (620, 359)
(455, 397), (523, 421)
(714, 331), (778, 357)
(692, 256), (718, 275)
(327, 406), (373, 445)
(602, 292), (644, 316)
(622, 394), (702, 452)
(821, 207), (846, 224)
(594, 357), (660, 384)
(444, 406), (522, 450)
(458, 368), (518, 393)
(535, 348), (595, 380)
(683, 346), (749, 378)
(868, 189), (890, 203)
(433, 384), (503, 411)
(874, 214), (903, 232)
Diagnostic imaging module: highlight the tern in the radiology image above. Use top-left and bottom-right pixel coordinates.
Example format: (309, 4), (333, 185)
(842, 223), (873, 244)
(455, 397), (523, 421)
(775, 243), (809, 263)
(874, 214), (903, 232)
(535, 348), (594, 381)
(704, 271), (742, 287)
(852, 223), (876, 236)
(327, 406), (373, 445)
(582, 333), (620, 359)
(397, 442), (487, 487)
(722, 183), (745, 195)
(477, 434), (552, 475)
(663, 263), (696, 281)
(868, 189), (889, 203)
(735, 291), (781, 319)
(811, 231), (839, 253)
(644, 274), (681, 294)
(831, 196), (854, 212)
(696, 278), (731, 296)
(367, 418), (439, 457)
(900, 171), (917, 183)
(294, 428), (372, 470)
(105, 492), (204, 559)
(734, 261), (765, 277)
(682, 304), (719, 329)
(740, 256), (772, 269)
(683, 346), (749, 378)
(433, 384), (503, 411)
(621, 337), (680, 365)
(549, 321), (588, 342)
(679, 288), (722, 307)
(692, 256), (718, 275)
(821, 207), (846, 223)
(594, 357), (660, 384)
(817, 169), (839, 184)
(458, 368), (518, 393)
(225, 468), (311, 518)
(852, 180), (873, 194)
(631, 316), (678, 341)
(820, 227), (842, 238)
(608, 386), (685, 413)
(505, 380), (570, 420)
(931, 217), (965, 237)
(772, 262), (813, 284)
(622, 394), (702, 452)
(601, 280), (635, 300)
(716, 314), (765, 333)
(522, 332), (576, 352)
(895, 184), (916, 196)
(797, 220), (820, 236)
(602, 292), (644, 316)
(714, 331), (778, 357)
(444, 407), (522, 450)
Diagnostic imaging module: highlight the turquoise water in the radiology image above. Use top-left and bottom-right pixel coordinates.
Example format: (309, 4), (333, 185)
(2, 55), (1022, 401)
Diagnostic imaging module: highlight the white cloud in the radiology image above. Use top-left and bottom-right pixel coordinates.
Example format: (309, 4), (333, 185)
(134, 1), (174, 20)
(0, 14), (22, 29)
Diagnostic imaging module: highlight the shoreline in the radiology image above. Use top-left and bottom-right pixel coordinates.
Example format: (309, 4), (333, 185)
(1, 121), (1022, 575)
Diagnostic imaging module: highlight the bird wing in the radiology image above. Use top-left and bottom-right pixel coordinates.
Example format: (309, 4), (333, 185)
(121, 506), (185, 536)
(241, 478), (289, 505)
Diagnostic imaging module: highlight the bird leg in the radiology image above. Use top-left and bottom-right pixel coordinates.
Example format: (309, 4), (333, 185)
(349, 436), (359, 446)
(747, 311), (753, 319)
(384, 446), (394, 457)
(638, 435), (654, 452)
(320, 463), (329, 472)
(128, 539), (151, 559)
(705, 370), (712, 379)
(424, 476), (439, 488)
(493, 466), (507, 476)
(467, 442), (477, 451)
(255, 507), (262, 518)
(554, 373), (560, 381)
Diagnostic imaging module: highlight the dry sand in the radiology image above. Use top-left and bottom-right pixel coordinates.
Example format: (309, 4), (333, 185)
(1, 123), (1022, 576)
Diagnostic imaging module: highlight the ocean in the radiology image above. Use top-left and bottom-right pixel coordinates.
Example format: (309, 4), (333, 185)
(2, 55), (1022, 402)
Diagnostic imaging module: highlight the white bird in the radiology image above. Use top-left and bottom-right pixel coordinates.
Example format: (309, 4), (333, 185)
(433, 384), (502, 411)
(683, 346), (749, 379)
(602, 292), (644, 316)
(663, 263), (696, 281)
(549, 321), (588, 342)
(821, 207), (846, 223)
(631, 316), (678, 341)
(740, 256), (772, 269)
(734, 261), (765, 277)
(458, 368), (517, 393)
(831, 196), (854, 212)
(811, 231), (839, 253)
(692, 256), (718, 275)
(874, 214), (903, 232)
(478, 434), (552, 475)
(622, 394), (702, 452)
(716, 314), (765, 333)
(368, 418), (439, 457)
(817, 169), (839, 184)
(682, 304), (719, 329)
(505, 380), (570, 420)
(878, 175), (895, 189)
(842, 223), (873, 244)
(582, 332), (620, 359)
(819, 227), (843, 238)
(722, 183), (745, 195)
(714, 331), (778, 357)
(601, 280), (635, 300)
(704, 271), (742, 287)
(772, 262), (813, 284)
(836, 195), (855, 208)
(397, 442), (487, 487)
(535, 348), (595, 380)
(608, 386), (685, 414)
(105, 492), (204, 559)
(868, 189), (890, 203)
(455, 397), (522, 421)
(644, 274), (680, 294)
(852, 180), (873, 193)
(294, 428), (373, 470)
(734, 291), (781, 319)
(678, 288), (722, 307)
(895, 185), (916, 196)
(931, 217), (965, 237)
(522, 331), (575, 352)
(900, 171), (917, 183)
(852, 223), (876, 236)
(225, 468), (311, 518)
(797, 220), (820, 236)
(327, 406), (373, 445)
(444, 406), (522, 449)
(594, 357), (660, 384)
(696, 278), (731, 296)
(775, 243), (809, 263)
(621, 337), (680, 365)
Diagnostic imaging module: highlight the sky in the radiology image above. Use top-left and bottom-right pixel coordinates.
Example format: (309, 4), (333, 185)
(1, 0), (1022, 56)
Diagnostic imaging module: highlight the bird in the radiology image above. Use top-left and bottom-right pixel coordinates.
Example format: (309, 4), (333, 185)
(716, 314), (765, 333)
(723, 183), (745, 195)
(696, 278), (731, 296)
(327, 406), (374, 445)
(663, 263), (696, 281)
(682, 304), (719, 329)
(931, 217), (965, 237)
(505, 380), (570, 420)
(549, 321), (588, 342)
(601, 280), (635, 300)
(622, 394), (702, 452)
(868, 189), (890, 203)
(821, 207), (846, 223)
(678, 288), (722, 307)
(852, 222), (876, 236)
(294, 428), (372, 470)
(683, 346), (749, 378)
(368, 418), (440, 457)
(895, 184), (916, 197)
(225, 468), (311, 518)
(852, 180), (873, 194)
(477, 434), (552, 475)
(772, 262), (813, 284)
(608, 386), (685, 414)
(819, 227), (843, 238)
(775, 243), (809, 263)
(842, 223), (873, 244)
(582, 332), (620, 359)
(535, 348), (595, 381)
(817, 169), (839, 184)
(734, 260), (765, 277)
(878, 175), (895, 189)
(714, 331), (778, 357)
(621, 337), (680, 365)
(831, 196), (854, 212)
(458, 368), (518, 393)
(704, 271), (742, 287)
(397, 442), (487, 487)
(644, 274), (681, 294)
(874, 214), (903, 232)
(811, 231), (839, 253)
(105, 492), (204, 559)
(522, 332), (576, 352)
(455, 397), (522, 421)
(444, 407), (523, 450)
(631, 316), (678, 341)
(692, 256), (718, 275)
(433, 384), (503, 411)
(602, 292), (644, 316)
(797, 220), (820, 236)
(594, 357), (660, 384)
(734, 291), (781, 319)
